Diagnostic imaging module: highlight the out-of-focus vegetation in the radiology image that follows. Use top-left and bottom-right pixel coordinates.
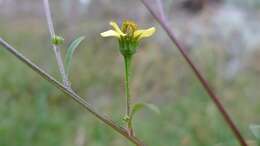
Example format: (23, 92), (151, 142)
(1, 0), (260, 146)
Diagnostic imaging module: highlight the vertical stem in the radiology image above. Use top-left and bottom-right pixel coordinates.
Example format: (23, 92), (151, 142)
(43, 0), (70, 88)
(124, 55), (133, 136)
(124, 56), (131, 116)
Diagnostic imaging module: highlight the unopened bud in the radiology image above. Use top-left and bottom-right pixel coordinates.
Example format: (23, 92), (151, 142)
(51, 35), (64, 45)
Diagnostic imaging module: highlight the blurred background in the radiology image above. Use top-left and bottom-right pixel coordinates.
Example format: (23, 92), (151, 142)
(1, 0), (260, 145)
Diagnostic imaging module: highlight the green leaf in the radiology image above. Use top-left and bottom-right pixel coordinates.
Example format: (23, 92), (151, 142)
(250, 124), (260, 140)
(130, 103), (160, 120)
(65, 36), (85, 75)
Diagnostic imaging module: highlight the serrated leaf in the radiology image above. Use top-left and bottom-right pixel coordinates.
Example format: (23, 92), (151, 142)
(65, 36), (85, 75)
(130, 103), (160, 120)
(250, 124), (260, 140)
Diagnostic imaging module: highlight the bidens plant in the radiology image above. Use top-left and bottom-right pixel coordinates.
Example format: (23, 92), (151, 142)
(101, 20), (157, 136)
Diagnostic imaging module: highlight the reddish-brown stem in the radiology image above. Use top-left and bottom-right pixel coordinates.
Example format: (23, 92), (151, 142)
(141, 0), (248, 146)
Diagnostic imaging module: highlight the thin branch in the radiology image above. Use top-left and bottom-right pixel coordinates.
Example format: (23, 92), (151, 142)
(43, 0), (70, 88)
(155, 0), (166, 21)
(0, 38), (147, 146)
(140, 0), (248, 146)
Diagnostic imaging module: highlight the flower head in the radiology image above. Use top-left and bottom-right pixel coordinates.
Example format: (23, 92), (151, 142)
(101, 20), (156, 57)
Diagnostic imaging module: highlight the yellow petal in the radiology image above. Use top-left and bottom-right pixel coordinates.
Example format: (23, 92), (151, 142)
(100, 30), (120, 38)
(134, 27), (156, 40)
(110, 21), (126, 36)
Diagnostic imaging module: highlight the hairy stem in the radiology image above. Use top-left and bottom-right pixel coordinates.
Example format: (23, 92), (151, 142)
(140, 0), (248, 146)
(0, 38), (146, 146)
(43, 0), (70, 88)
(124, 55), (134, 136)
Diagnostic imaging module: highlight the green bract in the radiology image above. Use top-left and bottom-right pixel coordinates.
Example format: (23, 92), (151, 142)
(118, 38), (138, 57)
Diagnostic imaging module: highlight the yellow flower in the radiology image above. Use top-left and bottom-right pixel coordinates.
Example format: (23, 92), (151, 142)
(101, 20), (156, 57)
(101, 21), (156, 41)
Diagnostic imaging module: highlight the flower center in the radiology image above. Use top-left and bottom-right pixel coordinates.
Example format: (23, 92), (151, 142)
(121, 21), (137, 37)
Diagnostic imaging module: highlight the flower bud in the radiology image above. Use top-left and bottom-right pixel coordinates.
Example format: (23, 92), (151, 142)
(51, 35), (64, 45)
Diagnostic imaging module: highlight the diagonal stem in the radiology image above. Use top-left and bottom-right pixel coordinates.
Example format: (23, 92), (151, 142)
(0, 38), (147, 146)
(43, 0), (70, 88)
(155, 0), (166, 21)
(140, 0), (248, 146)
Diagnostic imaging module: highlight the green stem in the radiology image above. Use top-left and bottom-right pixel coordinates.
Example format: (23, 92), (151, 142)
(124, 55), (133, 135)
